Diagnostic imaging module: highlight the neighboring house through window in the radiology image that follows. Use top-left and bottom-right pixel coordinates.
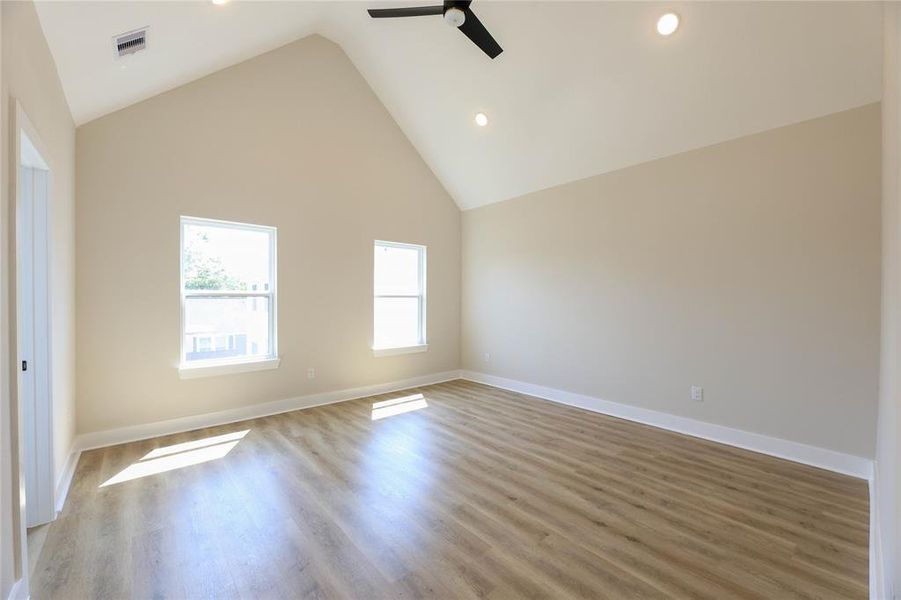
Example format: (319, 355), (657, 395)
(180, 216), (277, 376)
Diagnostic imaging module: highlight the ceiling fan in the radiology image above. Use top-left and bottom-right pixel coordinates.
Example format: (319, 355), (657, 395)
(367, 1), (503, 59)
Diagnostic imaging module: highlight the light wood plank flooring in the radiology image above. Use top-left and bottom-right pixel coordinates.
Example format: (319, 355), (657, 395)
(30, 380), (869, 599)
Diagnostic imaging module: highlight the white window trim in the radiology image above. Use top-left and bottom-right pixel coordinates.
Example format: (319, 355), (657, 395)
(179, 216), (278, 376)
(372, 240), (427, 355)
(178, 357), (280, 379)
(372, 344), (428, 358)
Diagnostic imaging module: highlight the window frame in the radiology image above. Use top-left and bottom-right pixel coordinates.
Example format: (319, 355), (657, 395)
(178, 216), (279, 378)
(372, 240), (427, 356)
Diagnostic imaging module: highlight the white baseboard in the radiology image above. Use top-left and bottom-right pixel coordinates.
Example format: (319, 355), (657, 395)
(74, 370), (461, 452)
(461, 370), (873, 480)
(54, 448), (81, 515)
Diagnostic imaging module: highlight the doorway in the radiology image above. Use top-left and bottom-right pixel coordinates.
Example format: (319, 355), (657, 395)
(14, 104), (54, 535)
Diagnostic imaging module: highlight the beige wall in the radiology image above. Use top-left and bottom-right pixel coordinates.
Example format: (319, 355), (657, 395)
(462, 104), (881, 459)
(1, 0), (76, 595)
(76, 35), (460, 435)
(878, 3), (899, 596)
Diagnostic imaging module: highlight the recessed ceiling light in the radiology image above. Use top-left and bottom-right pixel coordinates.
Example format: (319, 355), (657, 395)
(474, 112), (488, 127)
(211, 0), (230, 5)
(656, 13), (679, 36)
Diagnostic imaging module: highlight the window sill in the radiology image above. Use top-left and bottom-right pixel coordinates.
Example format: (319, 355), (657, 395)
(372, 344), (428, 358)
(178, 357), (280, 379)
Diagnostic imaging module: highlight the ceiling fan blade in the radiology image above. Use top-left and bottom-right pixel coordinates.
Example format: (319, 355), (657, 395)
(368, 6), (444, 18)
(458, 8), (503, 59)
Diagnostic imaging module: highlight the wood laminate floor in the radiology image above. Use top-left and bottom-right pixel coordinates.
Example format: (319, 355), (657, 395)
(30, 380), (869, 599)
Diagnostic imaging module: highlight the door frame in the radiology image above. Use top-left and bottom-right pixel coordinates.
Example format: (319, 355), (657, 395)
(11, 99), (55, 544)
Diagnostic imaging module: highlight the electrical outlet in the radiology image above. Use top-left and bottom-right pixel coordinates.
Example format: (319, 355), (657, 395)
(691, 385), (703, 402)
(307, 368), (315, 379)
(484, 352), (490, 362)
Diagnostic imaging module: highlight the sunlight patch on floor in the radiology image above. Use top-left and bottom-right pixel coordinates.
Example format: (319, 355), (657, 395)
(372, 393), (428, 420)
(100, 429), (249, 487)
(141, 429), (249, 460)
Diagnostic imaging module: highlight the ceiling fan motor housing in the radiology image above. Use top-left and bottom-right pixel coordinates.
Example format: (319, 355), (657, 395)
(444, 7), (466, 27)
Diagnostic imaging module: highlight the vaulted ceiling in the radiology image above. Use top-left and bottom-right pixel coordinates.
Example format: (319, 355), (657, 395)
(35, 1), (882, 209)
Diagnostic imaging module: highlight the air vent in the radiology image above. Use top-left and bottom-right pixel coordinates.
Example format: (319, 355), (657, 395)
(113, 27), (148, 58)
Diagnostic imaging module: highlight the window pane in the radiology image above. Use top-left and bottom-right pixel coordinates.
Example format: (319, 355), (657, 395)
(183, 222), (271, 292)
(184, 297), (270, 362)
(374, 244), (421, 296)
(374, 297), (420, 348)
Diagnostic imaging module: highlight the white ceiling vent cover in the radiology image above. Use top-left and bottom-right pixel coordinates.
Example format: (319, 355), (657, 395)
(113, 27), (148, 58)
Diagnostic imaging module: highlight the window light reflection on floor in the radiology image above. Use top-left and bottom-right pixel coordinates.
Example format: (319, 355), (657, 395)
(371, 393), (428, 420)
(99, 429), (249, 487)
(141, 429), (249, 460)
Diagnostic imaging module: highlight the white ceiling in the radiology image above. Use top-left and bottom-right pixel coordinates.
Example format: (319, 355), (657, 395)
(35, 1), (883, 209)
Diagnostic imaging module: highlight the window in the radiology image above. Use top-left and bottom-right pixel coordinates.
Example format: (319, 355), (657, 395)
(179, 217), (278, 378)
(373, 241), (427, 356)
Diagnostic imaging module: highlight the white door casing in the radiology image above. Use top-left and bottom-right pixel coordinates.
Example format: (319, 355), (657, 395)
(14, 102), (55, 533)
